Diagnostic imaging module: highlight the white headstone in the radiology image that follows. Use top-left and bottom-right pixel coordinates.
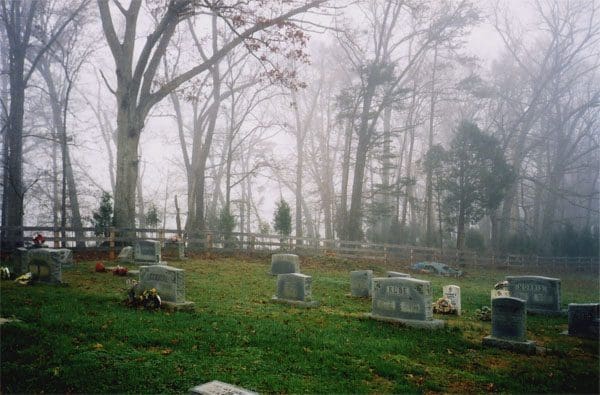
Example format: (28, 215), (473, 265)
(443, 285), (461, 315)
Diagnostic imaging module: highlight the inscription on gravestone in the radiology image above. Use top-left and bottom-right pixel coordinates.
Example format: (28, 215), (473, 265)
(369, 277), (444, 329)
(350, 270), (373, 297)
(443, 285), (461, 315)
(139, 265), (185, 303)
(506, 276), (562, 315)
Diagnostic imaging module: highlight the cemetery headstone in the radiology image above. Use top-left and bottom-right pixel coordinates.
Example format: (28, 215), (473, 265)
(443, 285), (461, 315)
(272, 273), (318, 307)
(368, 277), (444, 329)
(189, 380), (257, 395)
(118, 246), (134, 263)
(350, 270), (373, 297)
(27, 248), (63, 284)
(506, 276), (563, 315)
(164, 240), (185, 260)
(270, 253), (299, 275)
(482, 296), (536, 354)
(139, 265), (194, 311)
(54, 248), (73, 268)
(387, 271), (411, 278)
(567, 303), (599, 340)
(9, 247), (29, 277)
(491, 289), (510, 301)
(134, 240), (162, 264)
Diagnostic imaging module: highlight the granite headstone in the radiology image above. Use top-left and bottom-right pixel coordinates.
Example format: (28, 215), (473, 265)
(270, 254), (299, 275)
(506, 276), (563, 315)
(483, 296), (536, 354)
(350, 270), (373, 297)
(567, 303), (599, 339)
(272, 273), (318, 307)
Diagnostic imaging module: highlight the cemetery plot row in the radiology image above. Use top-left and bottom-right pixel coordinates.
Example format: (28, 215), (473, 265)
(2, 226), (598, 273)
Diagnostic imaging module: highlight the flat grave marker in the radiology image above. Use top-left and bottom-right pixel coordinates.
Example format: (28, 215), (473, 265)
(367, 277), (444, 329)
(189, 380), (257, 395)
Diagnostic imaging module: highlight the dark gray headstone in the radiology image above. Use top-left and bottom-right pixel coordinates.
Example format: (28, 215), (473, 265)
(386, 271), (411, 278)
(189, 380), (257, 395)
(134, 240), (161, 263)
(368, 277), (444, 329)
(483, 296), (536, 354)
(10, 247), (29, 276)
(270, 253), (299, 275)
(272, 273), (318, 307)
(506, 276), (562, 315)
(567, 303), (599, 339)
(27, 248), (63, 284)
(139, 265), (189, 306)
(350, 270), (372, 297)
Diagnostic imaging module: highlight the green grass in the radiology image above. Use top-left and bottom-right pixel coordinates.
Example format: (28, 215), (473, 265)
(1, 255), (598, 394)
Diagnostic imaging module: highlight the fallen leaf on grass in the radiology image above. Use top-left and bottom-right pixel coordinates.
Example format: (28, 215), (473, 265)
(93, 343), (103, 350)
(161, 348), (173, 355)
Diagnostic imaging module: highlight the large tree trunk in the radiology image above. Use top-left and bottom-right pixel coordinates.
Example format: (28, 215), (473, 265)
(425, 45), (438, 245)
(2, 53), (26, 250)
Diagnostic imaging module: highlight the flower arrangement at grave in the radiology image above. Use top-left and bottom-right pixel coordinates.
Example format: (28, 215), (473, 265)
(432, 296), (455, 314)
(32, 233), (46, 246)
(0, 266), (10, 280)
(14, 272), (32, 285)
(112, 265), (128, 276)
(95, 262), (106, 272)
(475, 306), (492, 321)
(125, 280), (162, 310)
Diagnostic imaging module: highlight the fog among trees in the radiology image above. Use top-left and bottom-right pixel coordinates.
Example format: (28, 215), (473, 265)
(2, 0), (598, 257)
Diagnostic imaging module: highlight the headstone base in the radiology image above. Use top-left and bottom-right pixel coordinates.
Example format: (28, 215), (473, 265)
(271, 296), (319, 308)
(528, 308), (567, 316)
(189, 380), (257, 395)
(161, 301), (195, 312)
(482, 335), (536, 354)
(366, 313), (445, 329)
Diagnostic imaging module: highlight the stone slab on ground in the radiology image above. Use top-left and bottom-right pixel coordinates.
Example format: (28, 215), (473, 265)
(189, 380), (257, 395)
(270, 296), (320, 308)
(365, 313), (445, 329)
(482, 335), (537, 355)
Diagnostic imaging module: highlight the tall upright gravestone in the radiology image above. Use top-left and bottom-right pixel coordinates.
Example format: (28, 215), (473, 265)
(350, 270), (373, 297)
(483, 297), (536, 354)
(443, 285), (461, 316)
(368, 277), (444, 329)
(506, 276), (563, 315)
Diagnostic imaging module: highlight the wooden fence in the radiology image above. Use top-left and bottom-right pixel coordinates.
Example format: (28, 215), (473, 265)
(2, 226), (598, 273)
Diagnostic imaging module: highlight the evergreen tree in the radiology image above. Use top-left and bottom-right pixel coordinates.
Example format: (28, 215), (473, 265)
(145, 204), (160, 229)
(273, 199), (292, 237)
(92, 192), (113, 237)
(433, 121), (514, 250)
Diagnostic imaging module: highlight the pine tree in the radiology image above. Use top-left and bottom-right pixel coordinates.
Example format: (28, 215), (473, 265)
(92, 192), (113, 237)
(273, 199), (292, 237)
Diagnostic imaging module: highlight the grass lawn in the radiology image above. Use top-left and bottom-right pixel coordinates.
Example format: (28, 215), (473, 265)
(1, 254), (598, 394)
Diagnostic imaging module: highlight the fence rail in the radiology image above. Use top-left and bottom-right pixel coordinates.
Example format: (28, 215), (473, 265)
(1, 226), (598, 273)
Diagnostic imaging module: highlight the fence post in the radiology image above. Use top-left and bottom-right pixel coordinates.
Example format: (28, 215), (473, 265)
(206, 233), (213, 250)
(109, 227), (115, 260)
(53, 230), (60, 248)
(159, 229), (165, 245)
(249, 235), (255, 251)
(409, 248), (413, 265)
